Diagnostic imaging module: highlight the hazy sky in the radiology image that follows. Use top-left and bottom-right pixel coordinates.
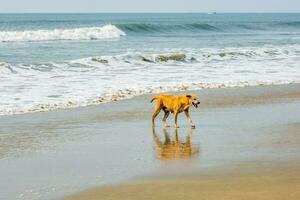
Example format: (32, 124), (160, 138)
(0, 0), (299, 13)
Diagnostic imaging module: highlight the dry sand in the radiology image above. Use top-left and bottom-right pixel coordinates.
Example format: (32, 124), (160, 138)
(63, 165), (300, 200)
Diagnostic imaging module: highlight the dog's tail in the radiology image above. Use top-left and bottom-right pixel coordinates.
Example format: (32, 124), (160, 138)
(150, 96), (159, 103)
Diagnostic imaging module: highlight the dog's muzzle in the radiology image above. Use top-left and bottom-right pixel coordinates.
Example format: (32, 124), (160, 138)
(192, 101), (200, 108)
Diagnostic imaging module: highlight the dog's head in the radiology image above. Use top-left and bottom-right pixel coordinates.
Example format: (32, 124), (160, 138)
(186, 94), (200, 108)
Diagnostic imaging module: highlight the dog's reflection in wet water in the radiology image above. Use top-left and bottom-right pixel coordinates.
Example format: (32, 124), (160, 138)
(152, 127), (200, 160)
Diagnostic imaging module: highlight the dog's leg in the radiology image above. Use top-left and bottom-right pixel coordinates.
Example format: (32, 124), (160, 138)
(174, 111), (180, 128)
(186, 128), (194, 144)
(184, 110), (195, 128)
(174, 128), (179, 143)
(152, 126), (163, 147)
(152, 104), (161, 127)
(162, 111), (170, 127)
(163, 128), (171, 143)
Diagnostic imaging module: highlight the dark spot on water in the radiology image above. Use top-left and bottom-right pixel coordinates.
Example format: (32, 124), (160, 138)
(47, 95), (61, 98)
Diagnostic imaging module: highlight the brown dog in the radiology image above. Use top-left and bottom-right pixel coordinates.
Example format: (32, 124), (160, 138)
(151, 94), (200, 128)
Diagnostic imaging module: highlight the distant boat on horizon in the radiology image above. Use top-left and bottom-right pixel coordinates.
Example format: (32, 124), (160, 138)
(207, 12), (217, 14)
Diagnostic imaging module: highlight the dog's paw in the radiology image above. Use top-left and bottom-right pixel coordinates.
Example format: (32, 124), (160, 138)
(164, 124), (170, 127)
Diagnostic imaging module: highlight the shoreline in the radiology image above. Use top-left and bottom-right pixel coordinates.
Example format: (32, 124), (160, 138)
(1, 81), (300, 116)
(0, 83), (300, 200)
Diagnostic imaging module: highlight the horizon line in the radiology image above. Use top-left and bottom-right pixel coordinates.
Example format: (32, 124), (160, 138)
(0, 11), (300, 14)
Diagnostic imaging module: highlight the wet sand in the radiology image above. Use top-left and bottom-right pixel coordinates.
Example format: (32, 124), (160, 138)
(63, 122), (300, 200)
(0, 84), (300, 200)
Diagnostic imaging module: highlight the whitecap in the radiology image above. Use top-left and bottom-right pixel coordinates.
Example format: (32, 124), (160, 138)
(1, 45), (300, 115)
(0, 25), (126, 42)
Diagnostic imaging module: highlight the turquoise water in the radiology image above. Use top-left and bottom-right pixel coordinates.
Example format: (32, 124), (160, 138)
(1, 13), (300, 63)
(0, 13), (300, 114)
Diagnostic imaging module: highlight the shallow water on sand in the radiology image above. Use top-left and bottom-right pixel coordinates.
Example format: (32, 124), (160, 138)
(1, 85), (300, 200)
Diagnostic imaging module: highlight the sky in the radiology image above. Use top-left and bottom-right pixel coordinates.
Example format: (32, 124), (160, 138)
(0, 0), (299, 13)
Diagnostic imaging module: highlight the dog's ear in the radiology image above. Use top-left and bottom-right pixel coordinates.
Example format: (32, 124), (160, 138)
(186, 94), (192, 98)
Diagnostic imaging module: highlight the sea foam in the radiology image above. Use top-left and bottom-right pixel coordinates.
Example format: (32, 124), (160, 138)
(0, 25), (126, 42)
(1, 45), (300, 115)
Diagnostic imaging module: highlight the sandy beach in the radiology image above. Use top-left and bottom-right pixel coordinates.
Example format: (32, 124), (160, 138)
(63, 164), (300, 200)
(1, 84), (300, 200)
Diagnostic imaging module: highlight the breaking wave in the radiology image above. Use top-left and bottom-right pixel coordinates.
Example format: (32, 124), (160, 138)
(1, 45), (300, 115)
(0, 25), (126, 42)
(2, 21), (300, 43)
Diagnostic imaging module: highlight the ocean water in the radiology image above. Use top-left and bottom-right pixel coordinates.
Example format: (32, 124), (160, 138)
(0, 13), (300, 115)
